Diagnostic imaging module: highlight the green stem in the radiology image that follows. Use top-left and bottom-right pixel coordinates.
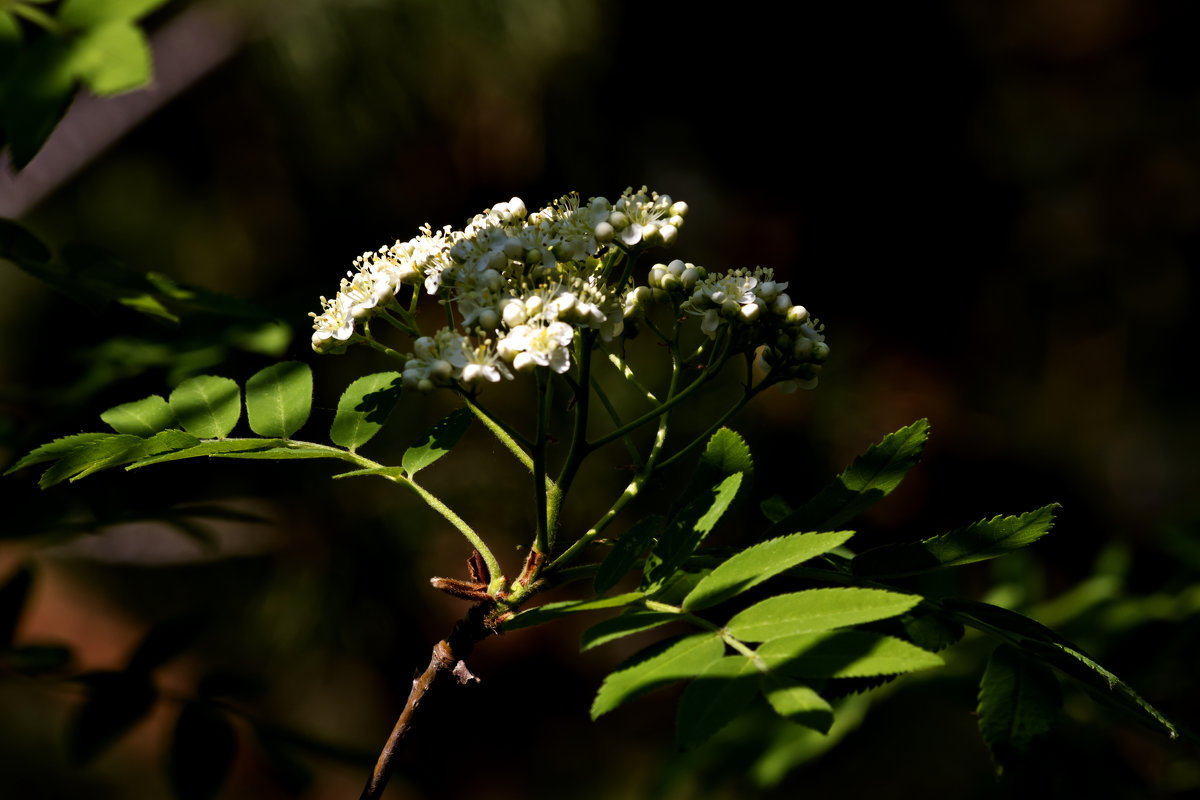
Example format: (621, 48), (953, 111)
(463, 395), (533, 462)
(363, 334), (408, 362)
(532, 370), (550, 557)
(587, 355), (721, 450)
(642, 600), (766, 669)
(589, 374), (643, 469)
(656, 389), (755, 472)
(601, 344), (660, 404)
(552, 332), (596, 528)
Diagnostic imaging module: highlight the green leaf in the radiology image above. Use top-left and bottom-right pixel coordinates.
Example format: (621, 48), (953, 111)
(127, 438), (285, 469)
(168, 703), (236, 800)
(580, 611), (680, 651)
(977, 644), (1061, 774)
(758, 631), (943, 679)
(39, 429), (200, 485)
(332, 466), (407, 481)
(760, 672), (833, 733)
(771, 419), (929, 534)
(68, 21), (151, 96)
(0, 564), (33, 648)
(645, 472), (743, 587)
(69, 670), (156, 763)
(58, 0), (170, 28)
(500, 592), (645, 632)
(591, 632), (724, 720)
(212, 445), (343, 461)
(5, 433), (113, 475)
(593, 515), (663, 593)
(942, 598), (1177, 739)
(0, 219), (52, 264)
(682, 530), (855, 611)
(675, 656), (761, 749)
(329, 372), (402, 451)
(100, 395), (174, 436)
(245, 361), (312, 438)
(401, 407), (472, 476)
(760, 495), (792, 524)
(852, 505), (1059, 578)
(726, 588), (922, 642)
(1, 36), (75, 168)
(169, 375), (241, 439)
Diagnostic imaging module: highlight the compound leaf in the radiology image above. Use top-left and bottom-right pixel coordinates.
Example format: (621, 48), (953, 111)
(594, 515), (662, 594)
(645, 472), (743, 587)
(580, 611), (680, 651)
(977, 644), (1061, 774)
(760, 673), (833, 733)
(501, 592), (644, 632)
(5, 433), (112, 475)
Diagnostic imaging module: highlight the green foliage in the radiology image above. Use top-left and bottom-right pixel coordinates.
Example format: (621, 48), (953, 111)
(675, 656), (761, 749)
(330, 372), (402, 451)
(644, 472), (742, 588)
(724, 588), (922, 642)
(401, 407), (472, 476)
(852, 505), (1059, 578)
(244, 362), (313, 439)
(756, 630), (944, 679)
(591, 632), (724, 719)
(977, 644), (1062, 774)
(593, 514), (662, 593)
(100, 394), (174, 436)
(170, 376), (241, 439)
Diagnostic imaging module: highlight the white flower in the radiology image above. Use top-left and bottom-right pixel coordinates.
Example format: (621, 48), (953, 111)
(498, 320), (575, 373)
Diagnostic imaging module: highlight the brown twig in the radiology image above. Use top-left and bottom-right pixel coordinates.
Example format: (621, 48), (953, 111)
(358, 607), (493, 800)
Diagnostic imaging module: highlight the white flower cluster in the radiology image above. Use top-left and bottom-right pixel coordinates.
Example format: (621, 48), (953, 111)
(311, 187), (827, 392)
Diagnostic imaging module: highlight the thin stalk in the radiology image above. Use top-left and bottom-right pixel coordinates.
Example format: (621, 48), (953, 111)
(552, 332), (596, 531)
(375, 307), (418, 335)
(463, 395), (534, 463)
(601, 344), (660, 404)
(532, 370), (550, 557)
(363, 334), (407, 362)
(641, 600), (766, 669)
(656, 389), (755, 471)
(587, 357), (720, 450)
(589, 374), (644, 469)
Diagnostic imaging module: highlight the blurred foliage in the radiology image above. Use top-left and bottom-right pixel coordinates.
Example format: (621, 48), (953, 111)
(2, 0), (1200, 798)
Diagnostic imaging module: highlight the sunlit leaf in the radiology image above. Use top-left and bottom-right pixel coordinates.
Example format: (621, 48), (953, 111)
(757, 631), (943, 679)
(771, 419), (929, 534)
(245, 361), (312, 438)
(100, 395), (174, 436)
(645, 472), (743, 587)
(40, 430), (199, 486)
(977, 644), (1061, 774)
(591, 632), (724, 719)
(682, 530), (855, 611)
(675, 656), (761, 749)
(760, 672), (833, 733)
(580, 611), (680, 651)
(852, 505), (1059, 578)
(127, 438), (284, 469)
(329, 372), (402, 451)
(168, 703), (236, 800)
(593, 515), (662, 593)
(501, 592), (645, 632)
(727, 588), (922, 642)
(68, 21), (151, 96)
(402, 407), (472, 476)
(169, 376), (241, 439)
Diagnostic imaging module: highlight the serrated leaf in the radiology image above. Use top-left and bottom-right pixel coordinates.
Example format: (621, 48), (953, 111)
(760, 672), (833, 733)
(591, 632), (724, 719)
(594, 515), (662, 593)
(68, 21), (151, 96)
(700, 427), (753, 477)
(683, 530), (855, 611)
(58, 0), (170, 28)
(245, 361), (312, 438)
(329, 372), (402, 451)
(212, 445), (341, 461)
(402, 407), (472, 476)
(902, 610), (965, 652)
(580, 611), (680, 651)
(942, 598), (1176, 739)
(169, 376), (241, 439)
(0, 565), (33, 648)
(332, 466), (407, 481)
(760, 495), (792, 524)
(100, 395), (174, 436)
(758, 631), (943, 679)
(977, 644), (1061, 774)
(645, 473), (743, 587)
(5, 433), (112, 475)
(168, 703), (236, 800)
(69, 670), (156, 763)
(501, 592), (644, 632)
(727, 588), (921, 642)
(772, 419), (930, 534)
(852, 505), (1059, 578)
(40, 430), (199, 486)
(675, 656), (761, 749)
(127, 438), (284, 469)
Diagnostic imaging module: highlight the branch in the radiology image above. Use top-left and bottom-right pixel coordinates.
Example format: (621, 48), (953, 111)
(359, 608), (494, 800)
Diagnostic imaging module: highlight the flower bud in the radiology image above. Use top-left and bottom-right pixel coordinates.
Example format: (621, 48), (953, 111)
(502, 300), (527, 328)
(681, 267), (700, 290)
(648, 265), (667, 288)
(609, 211), (629, 230)
(659, 224), (678, 245)
(671, 201), (689, 217)
(478, 308), (500, 330)
(787, 305), (809, 325)
(594, 221), (615, 243)
(431, 359), (453, 380)
(811, 341), (830, 363)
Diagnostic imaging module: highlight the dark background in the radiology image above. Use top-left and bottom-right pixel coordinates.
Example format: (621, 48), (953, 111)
(2, 1), (1198, 797)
